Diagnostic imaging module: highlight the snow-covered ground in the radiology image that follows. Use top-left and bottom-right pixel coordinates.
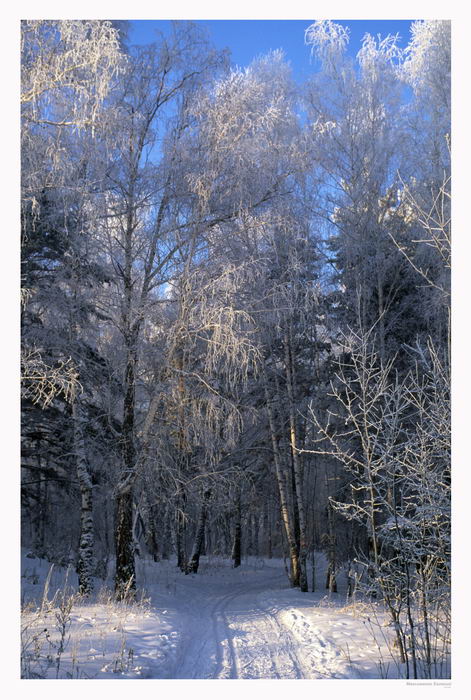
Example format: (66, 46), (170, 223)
(20, 551), (448, 683)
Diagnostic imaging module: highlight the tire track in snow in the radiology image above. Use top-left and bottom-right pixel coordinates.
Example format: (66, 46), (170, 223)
(174, 577), (253, 679)
(214, 573), (305, 679)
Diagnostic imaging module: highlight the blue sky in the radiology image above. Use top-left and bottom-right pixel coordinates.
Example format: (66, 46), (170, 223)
(129, 19), (414, 82)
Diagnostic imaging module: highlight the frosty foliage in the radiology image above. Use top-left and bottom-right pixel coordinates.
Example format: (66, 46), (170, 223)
(21, 349), (80, 408)
(400, 21), (451, 181)
(187, 51), (300, 215)
(305, 20), (350, 67)
(357, 33), (403, 77)
(402, 21), (451, 103)
(163, 260), (261, 460)
(21, 20), (125, 128)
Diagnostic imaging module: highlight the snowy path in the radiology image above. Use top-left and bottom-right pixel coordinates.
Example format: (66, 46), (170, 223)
(163, 565), (357, 680)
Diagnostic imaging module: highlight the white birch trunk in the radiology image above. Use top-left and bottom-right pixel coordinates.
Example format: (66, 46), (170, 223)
(72, 398), (94, 596)
(263, 364), (299, 586)
(284, 327), (308, 591)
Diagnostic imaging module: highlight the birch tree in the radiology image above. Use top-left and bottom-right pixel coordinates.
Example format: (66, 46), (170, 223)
(92, 25), (228, 596)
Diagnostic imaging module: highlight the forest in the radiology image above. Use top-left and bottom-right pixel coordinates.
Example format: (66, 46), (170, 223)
(20, 19), (451, 681)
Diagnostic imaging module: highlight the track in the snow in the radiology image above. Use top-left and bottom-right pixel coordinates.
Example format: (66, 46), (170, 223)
(171, 570), (343, 680)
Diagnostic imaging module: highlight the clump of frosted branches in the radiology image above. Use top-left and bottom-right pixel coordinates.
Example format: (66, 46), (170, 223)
(21, 20), (125, 129)
(171, 260), (260, 389)
(163, 259), (260, 458)
(187, 51), (298, 214)
(305, 20), (350, 68)
(401, 21), (451, 99)
(21, 20), (126, 221)
(21, 349), (80, 408)
(357, 33), (404, 77)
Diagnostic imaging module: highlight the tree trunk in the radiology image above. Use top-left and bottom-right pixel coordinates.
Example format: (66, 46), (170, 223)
(114, 165), (140, 595)
(160, 503), (171, 560)
(114, 323), (140, 597)
(291, 464), (300, 553)
(246, 512), (253, 557)
(266, 499), (273, 559)
(284, 328), (308, 591)
(186, 491), (210, 574)
(144, 498), (160, 562)
(114, 489), (135, 599)
(325, 498), (337, 593)
(325, 561), (337, 593)
(72, 399), (94, 596)
(176, 490), (187, 572)
(232, 488), (242, 568)
(311, 549), (316, 592)
(263, 365), (299, 586)
(34, 452), (46, 557)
